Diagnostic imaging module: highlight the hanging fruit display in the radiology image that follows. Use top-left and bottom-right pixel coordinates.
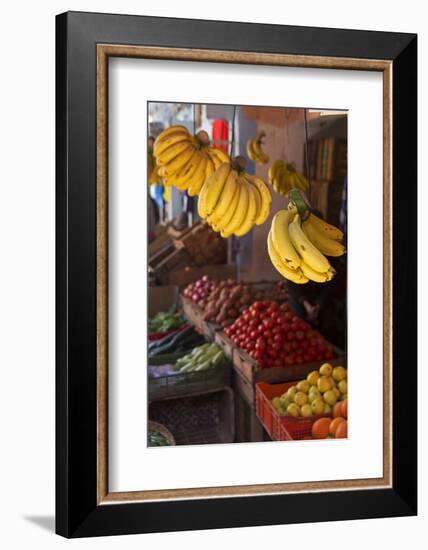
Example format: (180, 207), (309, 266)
(246, 131), (269, 164)
(268, 160), (308, 195)
(198, 158), (271, 238)
(153, 125), (230, 195)
(147, 136), (161, 184)
(267, 190), (345, 284)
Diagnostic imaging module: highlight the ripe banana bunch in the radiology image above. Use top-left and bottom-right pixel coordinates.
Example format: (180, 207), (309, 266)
(268, 160), (308, 196)
(246, 131), (269, 164)
(267, 208), (345, 284)
(153, 125), (230, 196)
(198, 162), (272, 238)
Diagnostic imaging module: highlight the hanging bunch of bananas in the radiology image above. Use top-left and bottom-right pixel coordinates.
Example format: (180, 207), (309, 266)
(246, 131), (269, 164)
(267, 190), (345, 284)
(153, 125), (230, 196)
(198, 158), (271, 238)
(268, 160), (308, 196)
(147, 137), (161, 185)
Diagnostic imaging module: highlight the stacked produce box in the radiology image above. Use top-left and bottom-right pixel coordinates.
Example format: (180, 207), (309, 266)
(148, 273), (345, 444)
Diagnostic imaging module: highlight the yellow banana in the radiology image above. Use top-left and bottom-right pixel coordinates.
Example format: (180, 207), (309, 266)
(278, 168), (291, 194)
(160, 144), (196, 175)
(186, 153), (208, 196)
(154, 125), (188, 145)
(246, 139), (256, 161)
(171, 151), (203, 191)
(268, 160), (285, 184)
(302, 218), (345, 257)
(234, 181), (258, 237)
(198, 162), (231, 218)
(307, 212), (344, 241)
(204, 154), (216, 182)
(207, 170), (238, 225)
(243, 176), (269, 226)
(294, 171), (309, 191)
(288, 214), (331, 273)
(246, 174), (271, 205)
(247, 133), (269, 164)
(213, 180), (241, 231)
(252, 140), (269, 164)
(247, 179), (261, 223)
(267, 232), (309, 284)
(208, 147), (230, 165)
(271, 210), (301, 269)
(156, 140), (195, 167)
(221, 182), (249, 237)
(154, 133), (192, 159)
(299, 261), (333, 283)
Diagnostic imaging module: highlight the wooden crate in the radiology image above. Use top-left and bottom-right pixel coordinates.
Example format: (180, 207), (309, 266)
(148, 241), (175, 267)
(149, 285), (179, 316)
(233, 368), (255, 408)
(151, 248), (193, 285)
(167, 224), (193, 241)
(180, 296), (218, 340)
(232, 345), (345, 385)
(172, 223), (227, 266)
(214, 330), (235, 360)
(149, 230), (172, 256)
(168, 264), (236, 287)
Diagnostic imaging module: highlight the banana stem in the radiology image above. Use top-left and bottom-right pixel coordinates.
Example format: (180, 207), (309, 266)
(289, 189), (310, 220)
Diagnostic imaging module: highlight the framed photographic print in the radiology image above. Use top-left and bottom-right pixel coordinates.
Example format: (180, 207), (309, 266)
(56, 11), (417, 538)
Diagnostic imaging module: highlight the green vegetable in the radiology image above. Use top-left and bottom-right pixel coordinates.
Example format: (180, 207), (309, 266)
(175, 343), (226, 373)
(148, 310), (185, 333)
(148, 430), (172, 447)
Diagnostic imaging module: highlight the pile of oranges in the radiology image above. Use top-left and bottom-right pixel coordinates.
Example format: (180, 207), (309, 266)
(311, 399), (348, 439)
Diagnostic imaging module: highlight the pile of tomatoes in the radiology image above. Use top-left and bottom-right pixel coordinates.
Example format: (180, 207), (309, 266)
(224, 300), (334, 369)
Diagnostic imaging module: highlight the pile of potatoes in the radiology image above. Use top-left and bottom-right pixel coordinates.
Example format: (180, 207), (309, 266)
(203, 281), (260, 327)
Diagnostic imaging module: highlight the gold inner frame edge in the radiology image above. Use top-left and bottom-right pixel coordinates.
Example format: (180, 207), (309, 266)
(96, 44), (393, 504)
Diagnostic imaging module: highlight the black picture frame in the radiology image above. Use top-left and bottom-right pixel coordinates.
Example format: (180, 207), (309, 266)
(56, 11), (417, 538)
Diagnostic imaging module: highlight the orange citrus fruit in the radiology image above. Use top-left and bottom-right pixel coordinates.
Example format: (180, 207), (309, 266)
(336, 420), (348, 438)
(333, 402), (343, 418)
(311, 417), (331, 439)
(329, 417), (346, 436)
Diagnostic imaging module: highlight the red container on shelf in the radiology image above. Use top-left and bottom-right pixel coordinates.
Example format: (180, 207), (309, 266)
(255, 381), (331, 441)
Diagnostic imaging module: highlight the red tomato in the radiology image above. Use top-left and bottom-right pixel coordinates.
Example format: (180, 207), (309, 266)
(255, 338), (266, 350)
(264, 330), (273, 339)
(263, 319), (274, 330)
(268, 348), (278, 359)
(286, 331), (296, 341)
(296, 331), (305, 341)
(274, 333), (284, 344)
(291, 341), (299, 350)
(285, 356), (295, 366)
(271, 341), (281, 352)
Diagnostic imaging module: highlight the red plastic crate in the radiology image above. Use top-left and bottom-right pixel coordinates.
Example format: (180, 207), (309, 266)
(256, 381), (331, 441)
